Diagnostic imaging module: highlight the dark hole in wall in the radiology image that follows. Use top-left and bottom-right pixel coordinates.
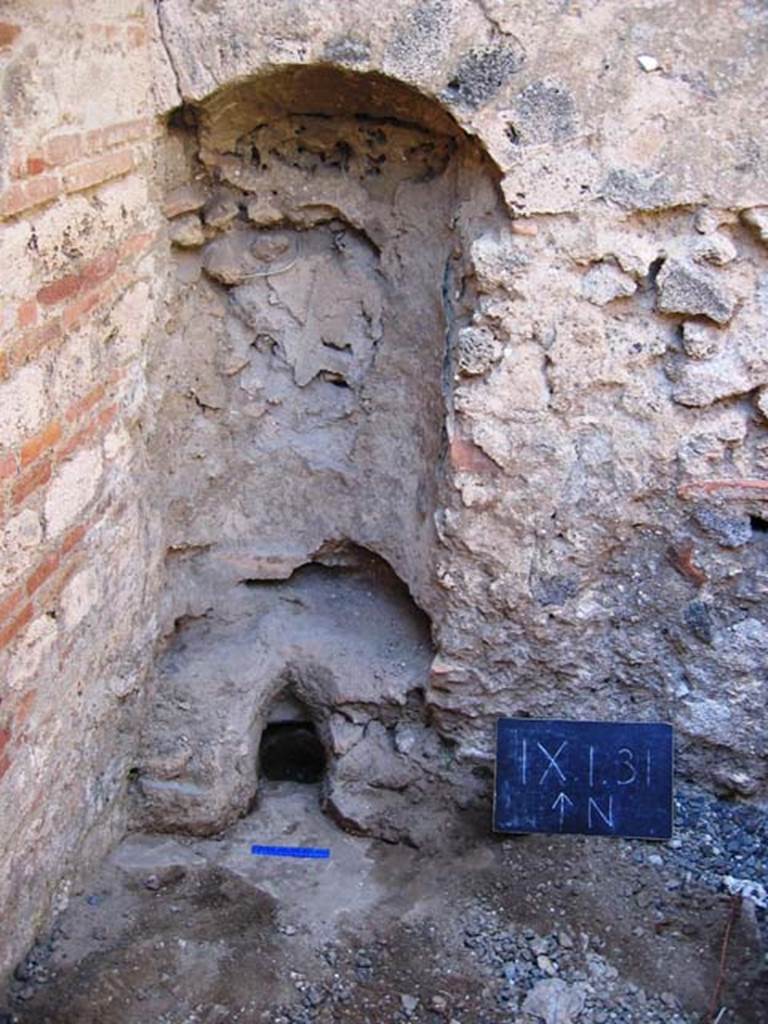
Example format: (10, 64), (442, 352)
(646, 256), (664, 287)
(750, 515), (768, 535)
(259, 722), (326, 783)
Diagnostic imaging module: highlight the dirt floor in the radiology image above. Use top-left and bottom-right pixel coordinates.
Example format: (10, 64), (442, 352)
(3, 782), (766, 1024)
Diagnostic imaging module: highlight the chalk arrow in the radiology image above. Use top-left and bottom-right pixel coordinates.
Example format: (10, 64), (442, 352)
(552, 792), (574, 830)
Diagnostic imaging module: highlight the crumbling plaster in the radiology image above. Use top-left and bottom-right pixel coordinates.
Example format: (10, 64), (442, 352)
(148, 0), (768, 800)
(2, 0), (768, 985)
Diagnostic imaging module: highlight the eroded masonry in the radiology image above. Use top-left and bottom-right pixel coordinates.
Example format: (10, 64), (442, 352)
(1, 0), (768, 988)
(138, 67), (505, 843)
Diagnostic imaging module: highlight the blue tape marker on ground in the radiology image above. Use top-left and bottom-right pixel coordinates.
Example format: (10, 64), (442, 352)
(251, 844), (330, 859)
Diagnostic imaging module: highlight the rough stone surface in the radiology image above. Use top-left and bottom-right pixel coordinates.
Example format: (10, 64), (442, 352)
(522, 978), (588, 1024)
(2, 0), (768, 989)
(581, 262), (637, 306)
(656, 258), (736, 324)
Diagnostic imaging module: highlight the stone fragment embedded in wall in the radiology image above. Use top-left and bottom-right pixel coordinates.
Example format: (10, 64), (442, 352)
(693, 506), (752, 549)
(756, 386), (768, 421)
(244, 194), (283, 226)
(441, 44), (526, 110)
(1, 509), (43, 589)
(60, 566), (101, 630)
(741, 206), (768, 246)
(655, 257), (736, 324)
(328, 714), (364, 756)
(169, 213), (205, 247)
(675, 408), (748, 476)
(202, 228), (300, 286)
(509, 80), (577, 147)
(680, 321), (721, 361)
(694, 208), (723, 235)
(581, 261), (637, 306)
(202, 191), (239, 229)
(164, 183), (207, 218)
(455, 325), (500, 376)
(469, 230), (529, 294)
(691, 233), (737, 267)
(0, 364), (47, 444)
(671, 323), (768, 407)
(44, 448), (103, 538)
(601, 168), (674, 212)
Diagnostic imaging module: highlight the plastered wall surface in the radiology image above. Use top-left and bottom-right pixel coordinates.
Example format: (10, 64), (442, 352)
(1, 0), (767, 982)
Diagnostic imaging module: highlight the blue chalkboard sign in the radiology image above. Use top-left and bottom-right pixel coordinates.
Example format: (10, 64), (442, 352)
(494, 718), (674, 840)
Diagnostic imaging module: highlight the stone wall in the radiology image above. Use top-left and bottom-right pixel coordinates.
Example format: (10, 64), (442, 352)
(1, 0), (767, 983)
(0, 0), (171, 980)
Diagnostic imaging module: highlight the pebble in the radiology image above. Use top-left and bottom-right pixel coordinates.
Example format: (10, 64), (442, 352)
(536, 954), (557, 976)
(637, 54), (660, 71)
(400, 993), (419, 1014)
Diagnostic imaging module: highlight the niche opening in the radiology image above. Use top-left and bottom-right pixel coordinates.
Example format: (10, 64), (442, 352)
(260, 721), (326, 783)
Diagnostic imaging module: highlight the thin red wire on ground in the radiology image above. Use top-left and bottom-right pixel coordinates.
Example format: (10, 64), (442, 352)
(703, 894), (742, 1024)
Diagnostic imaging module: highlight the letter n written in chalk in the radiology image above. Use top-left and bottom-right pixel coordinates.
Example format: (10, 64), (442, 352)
(588, 795), (614, 831)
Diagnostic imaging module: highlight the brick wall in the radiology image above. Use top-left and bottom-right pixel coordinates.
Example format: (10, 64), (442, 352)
(0, 1), (169, 977)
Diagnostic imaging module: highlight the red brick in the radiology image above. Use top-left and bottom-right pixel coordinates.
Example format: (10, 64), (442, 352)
(12, 460), (51, 506)
(82, 249), (118, 288)
(88, 118), (150, 152)
(62, 149), (134, 194)
(449, 435), (499, 474)
(0, 586), (24, 625)
(37, 272), (82, 306)
(58, 421), (99, 460)
(61, 283), (110, 330)
(21, 420), (62, 467)
(0, 175), (59, 219)
(25, 156), (48, 176)
(40, 255), (117, 317)
(126, 24), (147, 48)
(0, 727), (10, 759)
(17, 299), (37, 329)
(0, 602), (33, 650)
(66, 384), (105, 423)
(0, 23), (20, 47)
(0, 451), (16, 481)
(0, 755), (10, 782)
(0, 350), (8, 379)
(10, 320), (62, 368)
(120, 230), (155, 258)
(667, 542), (707, 586)
(163, 184), (207, 219)
(97, 404), (118, 431)
(43, 133), (82, 167)
(8, 147), (27, 179)
(14, 689), (37, 726)
(61, 522), (88, 556)
(44, 554), (82, 608)
(26, 551), (60, 597)
(678, 478), (768, 498)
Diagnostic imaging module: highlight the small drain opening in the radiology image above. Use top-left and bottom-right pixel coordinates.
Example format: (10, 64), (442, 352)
(259, 722), (326, 783)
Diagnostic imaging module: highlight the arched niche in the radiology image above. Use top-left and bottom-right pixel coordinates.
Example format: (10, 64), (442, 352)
(135, 547), (437, 841)
(150, 63), (504, 614)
